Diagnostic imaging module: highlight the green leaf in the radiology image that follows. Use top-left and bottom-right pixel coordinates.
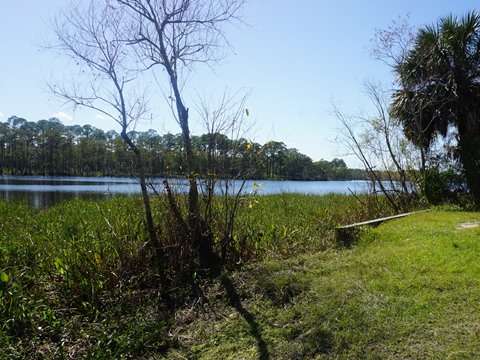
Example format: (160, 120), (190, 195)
(0, 272), (9, 283)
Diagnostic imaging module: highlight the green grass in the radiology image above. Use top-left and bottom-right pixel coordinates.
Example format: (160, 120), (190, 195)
(0, 193), (387, 358)
(6, 195), (475, 358)
(166, 211), (480, 359)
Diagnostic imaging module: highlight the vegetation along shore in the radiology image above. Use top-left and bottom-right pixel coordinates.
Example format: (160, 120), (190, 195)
(2, 196), (480, 358)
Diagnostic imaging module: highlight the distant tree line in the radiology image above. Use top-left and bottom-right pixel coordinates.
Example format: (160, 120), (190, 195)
(0, 116), (366, 180)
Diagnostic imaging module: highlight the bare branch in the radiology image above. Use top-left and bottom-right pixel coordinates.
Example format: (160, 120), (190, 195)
(118, 0), (246, 74)
(47, 1), (149, 131)
(370, 14), (417, 69)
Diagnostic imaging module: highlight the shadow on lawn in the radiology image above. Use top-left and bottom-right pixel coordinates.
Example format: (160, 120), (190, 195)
(220, 275), (270, 360)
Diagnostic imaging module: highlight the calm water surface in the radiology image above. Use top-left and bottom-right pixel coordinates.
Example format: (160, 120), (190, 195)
(0, 176), (371, 208)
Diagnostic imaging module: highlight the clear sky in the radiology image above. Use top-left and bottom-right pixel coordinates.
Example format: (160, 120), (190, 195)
(0, 1), (477, 166)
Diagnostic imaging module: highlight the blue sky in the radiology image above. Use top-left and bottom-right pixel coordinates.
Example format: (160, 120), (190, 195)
(0, 1), (477, 166)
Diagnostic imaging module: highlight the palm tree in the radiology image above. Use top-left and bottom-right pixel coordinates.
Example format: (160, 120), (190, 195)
(392, 11), (480, 204)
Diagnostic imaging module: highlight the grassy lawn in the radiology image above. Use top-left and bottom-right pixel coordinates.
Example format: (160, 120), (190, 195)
(167, 211), (480, 359)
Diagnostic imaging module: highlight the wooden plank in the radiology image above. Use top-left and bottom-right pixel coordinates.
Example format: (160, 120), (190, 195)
(335, 212), (419, 247)
(337, 212), (415, 230)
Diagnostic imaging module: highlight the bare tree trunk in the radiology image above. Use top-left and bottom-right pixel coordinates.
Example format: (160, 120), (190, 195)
(168, 69), (214, 266)
(120, 131), (163, 257)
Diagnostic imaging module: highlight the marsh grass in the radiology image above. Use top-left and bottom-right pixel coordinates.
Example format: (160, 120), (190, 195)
(0, 197), (167, 358)
(0, 193), (392, 358)
(233, 192), (392, 257)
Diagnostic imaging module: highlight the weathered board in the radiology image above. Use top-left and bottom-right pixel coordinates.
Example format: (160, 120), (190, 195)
(335, 212), (418, 247)
(337, 212), (416, 230)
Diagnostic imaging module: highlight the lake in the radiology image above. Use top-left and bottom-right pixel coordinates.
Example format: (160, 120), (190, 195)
(0, 176), (372, 208)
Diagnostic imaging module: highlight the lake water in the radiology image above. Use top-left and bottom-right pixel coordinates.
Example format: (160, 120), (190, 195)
(0, 176), (372, 208)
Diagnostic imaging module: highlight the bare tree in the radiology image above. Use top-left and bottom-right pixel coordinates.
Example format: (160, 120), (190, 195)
(333, 85), (419, 213)
(195, 90), (253, 191)
(336, 15), (451, 210)
(194, 89), (257, 262)
(47, 1), (162, 255)
(117, 0), (246, 265)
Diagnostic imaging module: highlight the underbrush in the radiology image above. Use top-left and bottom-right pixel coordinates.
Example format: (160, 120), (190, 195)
(0, 193), (392, 358)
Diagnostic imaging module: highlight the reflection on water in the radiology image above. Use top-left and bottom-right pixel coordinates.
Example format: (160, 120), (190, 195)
(0, 176), (139, 208)
(0, 176), (372, 208)
(1, 189), (119, 208)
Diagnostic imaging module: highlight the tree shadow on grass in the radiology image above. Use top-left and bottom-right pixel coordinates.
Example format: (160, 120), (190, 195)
(220, 275), (270, 360)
